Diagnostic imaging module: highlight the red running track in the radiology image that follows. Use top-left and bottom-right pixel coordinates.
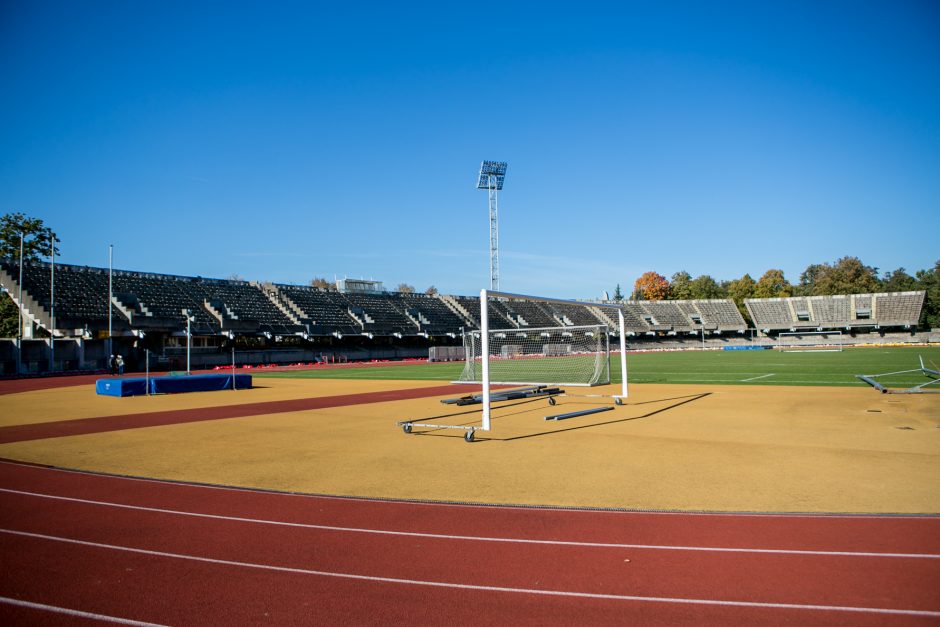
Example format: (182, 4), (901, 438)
(0, 460), (938, 626)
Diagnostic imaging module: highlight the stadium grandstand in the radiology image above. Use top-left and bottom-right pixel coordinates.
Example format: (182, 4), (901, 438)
(745, 291), (926, 334)
(0, 258), (930, 374)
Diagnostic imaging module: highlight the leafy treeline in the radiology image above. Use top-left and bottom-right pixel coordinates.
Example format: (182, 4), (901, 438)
(630, 256), (940, 328)
(1, 212), (937, 332)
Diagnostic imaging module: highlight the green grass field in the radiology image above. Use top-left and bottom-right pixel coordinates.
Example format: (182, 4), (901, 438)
(256, 345), (940, 389)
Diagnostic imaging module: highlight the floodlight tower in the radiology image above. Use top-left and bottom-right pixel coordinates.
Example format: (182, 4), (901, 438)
(477, 160), (507, 291)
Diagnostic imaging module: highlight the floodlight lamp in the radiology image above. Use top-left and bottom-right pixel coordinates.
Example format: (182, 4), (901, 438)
(476, 161), (507, 190)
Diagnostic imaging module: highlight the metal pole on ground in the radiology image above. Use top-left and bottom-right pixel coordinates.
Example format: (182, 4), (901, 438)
(232, 344), (236, 390)
(480, 288), (491, 431)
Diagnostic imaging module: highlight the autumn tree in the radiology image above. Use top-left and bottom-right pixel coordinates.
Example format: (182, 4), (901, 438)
(754, 269), (792, 299)
(632, 271), (669, 300)
(425, 285), (438, 295)
(396, 283), (415, 294)
(309, 277), (332, 289)
(810, 256), (880, 295)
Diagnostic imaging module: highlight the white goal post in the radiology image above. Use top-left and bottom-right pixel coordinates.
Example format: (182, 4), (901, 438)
(776, 330), (843, 352)
(459, 289), (628, 431)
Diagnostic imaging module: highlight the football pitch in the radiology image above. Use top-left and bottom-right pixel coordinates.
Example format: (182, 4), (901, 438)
(257, 345), (940, 389)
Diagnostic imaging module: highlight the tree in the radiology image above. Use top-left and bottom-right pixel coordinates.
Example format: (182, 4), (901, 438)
(669, 271), (693, 300)
(796, 263), (827, 296)
(0, 290), (19, 337)
(613, 284), (623, 301)
(881, 267), (917, 293)
(425, 285), (438, 295)
(754, 269), (792, 299)
(309, 277), (332, 289)
(689, 274), (725, 299)
(0, 212), (59, 261)
(726, 274), (757, 325)
(396, 283), (415, 294)
(915, 260), (940, 329)
(812, 256), (880, 295)
(632, 271), (669, 300)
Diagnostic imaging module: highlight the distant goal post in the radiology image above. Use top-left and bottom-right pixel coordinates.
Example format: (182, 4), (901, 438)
(458, 289), (628, 431)
(776, 330), (843, 352)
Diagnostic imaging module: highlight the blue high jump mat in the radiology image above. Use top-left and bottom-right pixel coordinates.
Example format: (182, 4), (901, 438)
(96, 373), (252, 397)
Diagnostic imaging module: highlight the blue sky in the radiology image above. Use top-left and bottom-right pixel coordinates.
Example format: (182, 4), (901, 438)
(2, 1), (938, 298)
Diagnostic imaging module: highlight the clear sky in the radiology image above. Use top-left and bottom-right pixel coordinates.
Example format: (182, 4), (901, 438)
(2, 1), (938, 299)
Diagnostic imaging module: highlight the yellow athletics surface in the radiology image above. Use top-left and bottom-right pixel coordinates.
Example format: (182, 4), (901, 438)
(1, 378), (938, 513)
(0, 378), (449, 427)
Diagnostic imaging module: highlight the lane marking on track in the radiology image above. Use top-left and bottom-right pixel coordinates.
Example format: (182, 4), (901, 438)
(2, 488), (938, 559)
(2, 529), (938, 618)
(741, 374), (775, 382)
(0, 595), (168, 626)
(2, 459), (937, 519)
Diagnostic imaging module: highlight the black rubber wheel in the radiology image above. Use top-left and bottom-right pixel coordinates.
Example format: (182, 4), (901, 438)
(402, 424), (413, 434)
(464, 430), (475, 442)
(548, 397), (556, 406)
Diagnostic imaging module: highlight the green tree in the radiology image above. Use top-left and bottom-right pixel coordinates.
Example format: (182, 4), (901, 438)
(915, 261), (940, 328)
(0, 290), (19, 337)
(632, 271), (669, 300)
(613, 284), (623, 301)
(0, 212), (59, 261)
(726, 273), (757, 324)
(669, 271), (693, 300)
(796, 263), (827, 296)
(881, 267), (917, 293)
(1, 213), (59, 338)
(689, 274), (725, 299)
(754, 269), (792, 299)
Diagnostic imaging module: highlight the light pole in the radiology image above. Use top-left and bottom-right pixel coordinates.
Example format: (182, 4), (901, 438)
(477, 161), (507, 291)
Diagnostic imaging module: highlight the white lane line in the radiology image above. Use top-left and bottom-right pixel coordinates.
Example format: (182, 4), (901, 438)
(2, 529), (938, 618)
(0, 458), (935, 519)
(2, 488), (937, 559)
(741, 374), (775, 382)
(0, 595), (168, 626)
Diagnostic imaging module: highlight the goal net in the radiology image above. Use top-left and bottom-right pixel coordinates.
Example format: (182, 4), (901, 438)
(776, 330), (843, 352)
(458, 325), (611, 387)
(457, 289), (628, 431)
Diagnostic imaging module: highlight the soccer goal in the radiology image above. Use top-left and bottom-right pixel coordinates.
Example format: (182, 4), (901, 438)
(776, 330), (843, 352)
(457, 289), (628, 431)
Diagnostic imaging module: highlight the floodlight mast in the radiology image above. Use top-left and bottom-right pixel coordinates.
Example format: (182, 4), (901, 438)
(477, 161), (507, 291)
